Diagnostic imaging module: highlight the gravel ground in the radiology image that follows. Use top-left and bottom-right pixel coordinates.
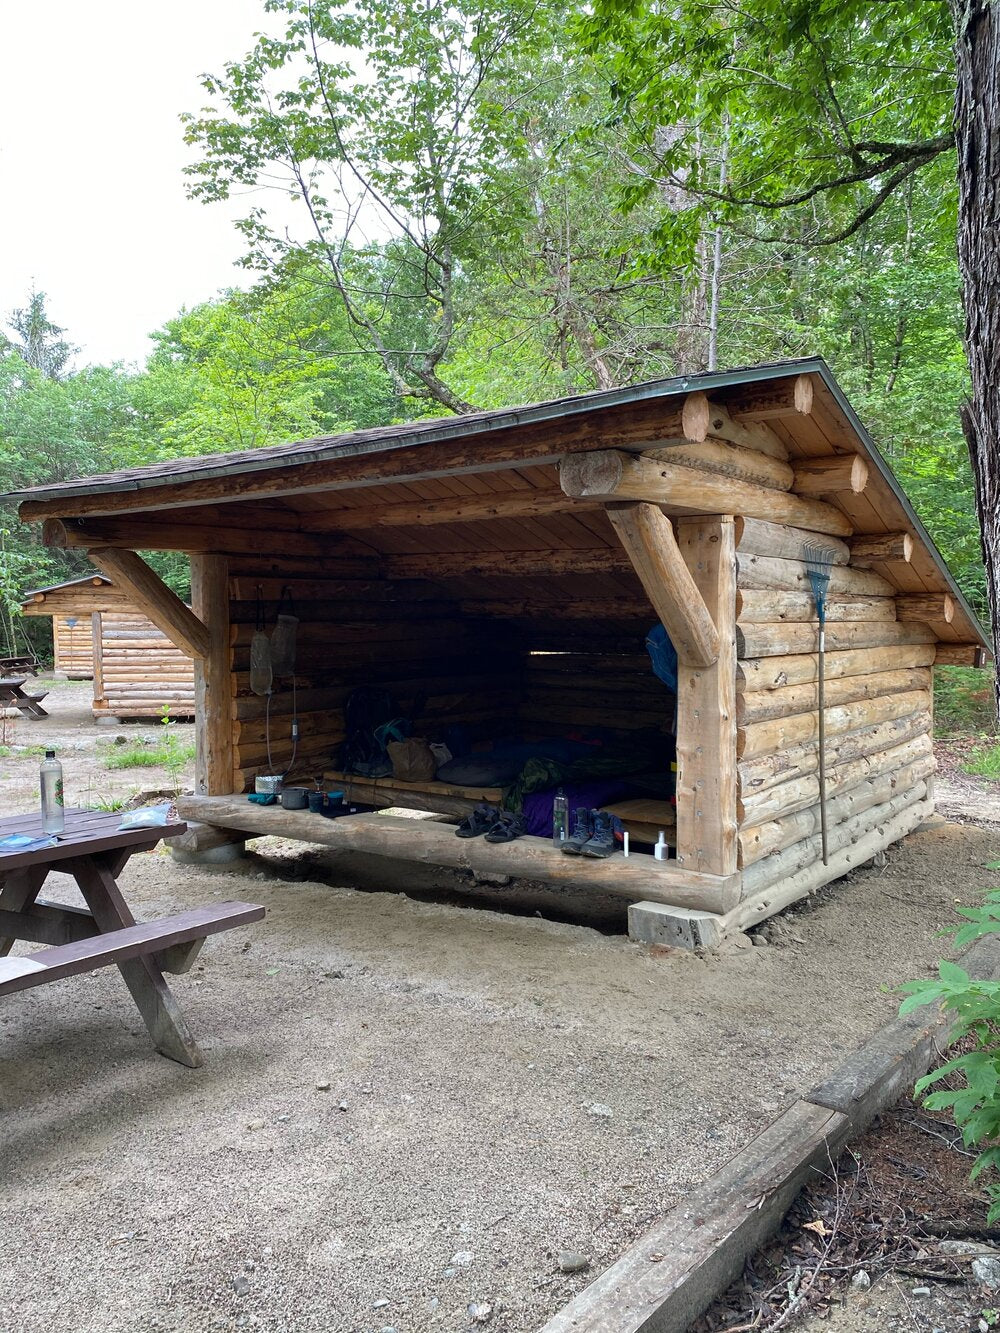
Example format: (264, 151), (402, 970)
(1, 684), (998, 1331)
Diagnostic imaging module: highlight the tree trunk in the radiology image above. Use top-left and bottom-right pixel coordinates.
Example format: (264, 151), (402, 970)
(953, 0), (1000, 702)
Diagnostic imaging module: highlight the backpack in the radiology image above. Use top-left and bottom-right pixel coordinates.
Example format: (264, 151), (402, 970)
(338, 687), (409, 777)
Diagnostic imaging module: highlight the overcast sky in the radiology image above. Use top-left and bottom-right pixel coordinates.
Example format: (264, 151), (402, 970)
(0, 0), (270, 368)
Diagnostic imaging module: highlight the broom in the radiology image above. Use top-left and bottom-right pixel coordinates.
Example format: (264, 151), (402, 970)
(804, 542), (837, 865)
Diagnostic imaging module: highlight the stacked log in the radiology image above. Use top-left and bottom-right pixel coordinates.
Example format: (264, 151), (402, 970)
(733, 518), (938, 922)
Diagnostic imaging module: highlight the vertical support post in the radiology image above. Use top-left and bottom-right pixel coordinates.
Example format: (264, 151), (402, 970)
(91, 611), (104, 705)
(189, 554), (234, 795)
(675, 517), (738, 877)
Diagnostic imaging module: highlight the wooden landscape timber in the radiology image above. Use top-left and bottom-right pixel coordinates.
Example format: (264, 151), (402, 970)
(9, 361), (991, 947)
(935, 643), (990, 666)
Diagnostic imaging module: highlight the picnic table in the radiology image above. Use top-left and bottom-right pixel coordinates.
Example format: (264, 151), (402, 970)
(0, 808), (264, 1067)
(0, 655), (39, 677)
(0, 676), (49, 718)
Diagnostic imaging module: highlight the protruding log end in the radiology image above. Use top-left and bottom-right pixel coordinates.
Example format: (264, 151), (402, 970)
(850, 532), (914, 565)
(793, 453), (869, 496)
(897, 593), (956, 625)
(681, 391), (711, 442)
(41, 518), (70, 548)
(558, 450), (626, 498)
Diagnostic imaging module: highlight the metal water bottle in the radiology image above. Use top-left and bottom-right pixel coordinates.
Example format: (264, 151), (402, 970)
(40, 749), (64, 834)
(552, 788), (569, 846)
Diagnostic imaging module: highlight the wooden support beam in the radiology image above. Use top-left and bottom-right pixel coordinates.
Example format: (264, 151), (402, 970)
(896, 593), (955, 625)
(559, 450), (853, 537)
(85, 548), (210, 660)
(381, 548), (629, 580)
(606, 504), (720, 667)
(190, 555), (234, 796)
(792, 454), (869, 496)
(44, 516), (333, 559)
(849, 532), (914, 565)
(302, 487), (598, 529)
(681, 393), (790, 460)
(674, 517), (739, 877)
(646, 440), (794, 490)
(934, 643), (990, 667)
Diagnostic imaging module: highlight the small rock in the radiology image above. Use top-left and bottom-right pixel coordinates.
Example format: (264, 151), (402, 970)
(451, 1250), (474, 1267)
(587, 1103), (613, 1119)
(427, 1297), (440, 1313)
(938, 1239), (999, 1258)
(980, 1320), (990, 1333)
(372, 1298), (390, 1309)
(315, 1080), (331, 1092)
(442, 1267), (456, 1279)
(851, 1269), (871, 1290)
(467, 1302), (492, 1323)
(276, 1114), (290, 1123)
(247, 1119), (265, 1132)
(338, 1100), (349, 1112)
(751, 934), (769, 948)
(558, 1251), (590, 1274)
(911, 1286), (931, 1298)
(232, 1276), (250, 1297)
(973, 1255), (1000, 1289)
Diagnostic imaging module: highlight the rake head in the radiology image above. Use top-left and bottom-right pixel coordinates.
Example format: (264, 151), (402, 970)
(803, 541), (837, 621)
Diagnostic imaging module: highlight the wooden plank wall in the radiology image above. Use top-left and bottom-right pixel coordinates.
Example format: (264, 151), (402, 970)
(96, 610), (196, 719)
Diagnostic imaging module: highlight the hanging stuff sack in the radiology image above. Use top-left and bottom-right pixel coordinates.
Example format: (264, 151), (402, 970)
(250, 583), (273, 696)
(269, 585), (299, 678)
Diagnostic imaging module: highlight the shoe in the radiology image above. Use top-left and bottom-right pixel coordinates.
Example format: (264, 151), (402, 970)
(455, 803), (498, 838)
(484, 811), (526, 843)
(582, 810), (617, 858)
(562, 807), (592, 855)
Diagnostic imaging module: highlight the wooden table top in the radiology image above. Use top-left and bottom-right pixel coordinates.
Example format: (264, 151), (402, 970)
(0, 808), (187, 872)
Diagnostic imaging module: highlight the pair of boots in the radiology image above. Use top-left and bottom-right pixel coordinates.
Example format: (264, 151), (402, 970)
(562, 808), (616, 859)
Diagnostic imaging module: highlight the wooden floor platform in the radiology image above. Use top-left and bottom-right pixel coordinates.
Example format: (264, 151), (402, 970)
(176, 795), (740, 915)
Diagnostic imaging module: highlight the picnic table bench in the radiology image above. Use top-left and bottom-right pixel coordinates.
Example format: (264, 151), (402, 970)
(0, 655), (39, 677)
(0, 675), (49, 718)
(0, 808), (265, 1066)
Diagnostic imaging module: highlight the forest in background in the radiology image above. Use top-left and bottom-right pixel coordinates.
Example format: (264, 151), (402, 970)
(0, 0), (984, 666)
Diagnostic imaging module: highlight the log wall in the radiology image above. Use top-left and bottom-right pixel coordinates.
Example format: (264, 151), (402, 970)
(96, 610), (196, 719)
(53, 615), (96, 678)
(734, 518), (937, 909)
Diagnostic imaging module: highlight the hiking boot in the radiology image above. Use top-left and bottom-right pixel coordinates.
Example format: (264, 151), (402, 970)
(582, 810), (617, 858)
(562, 807), (592, 855)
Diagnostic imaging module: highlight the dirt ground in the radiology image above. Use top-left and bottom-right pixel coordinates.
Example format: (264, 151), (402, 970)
(2, 681), (1000, 1332)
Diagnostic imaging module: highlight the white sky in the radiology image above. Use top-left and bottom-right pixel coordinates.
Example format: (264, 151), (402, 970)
(0, 0), (271, 368)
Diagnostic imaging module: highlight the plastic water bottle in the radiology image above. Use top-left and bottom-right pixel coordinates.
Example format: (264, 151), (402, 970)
(40, 749), (64, 834)
(552, 788), (569, 846)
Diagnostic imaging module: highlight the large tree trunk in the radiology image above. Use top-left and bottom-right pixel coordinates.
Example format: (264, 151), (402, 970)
(953, 0), (1000, 696)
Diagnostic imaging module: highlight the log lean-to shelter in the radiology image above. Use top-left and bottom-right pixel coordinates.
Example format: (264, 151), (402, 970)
(4, 358), (991, 948)
(19, 574), (195, 719)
